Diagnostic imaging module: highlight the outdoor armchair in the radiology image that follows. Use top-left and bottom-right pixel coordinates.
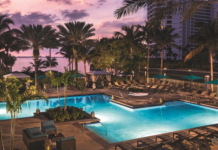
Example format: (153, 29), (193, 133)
(56, 136), (76, 150)
(41, 120), (57, 135)
(23, 127), (47, 150)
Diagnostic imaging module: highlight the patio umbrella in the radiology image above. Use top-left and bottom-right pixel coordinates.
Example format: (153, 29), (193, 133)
(35, 75), (48, 79)
(204, 80), (218, 94)
(150, 74), (169, 79)
(70, 74), (85, 78)
(182, 75), (203, 86)
(182, 75), (203, 80)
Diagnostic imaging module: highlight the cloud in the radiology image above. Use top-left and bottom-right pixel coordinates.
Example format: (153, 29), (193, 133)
(61, 9), (89, 20)
(97, 0), (107, 8)
(47, 0), (72, 5)
(99, 20), (144, 29)
(10, 12), (59, 27)
(85, 2), (94, 6)
(0, 0), (10, 7)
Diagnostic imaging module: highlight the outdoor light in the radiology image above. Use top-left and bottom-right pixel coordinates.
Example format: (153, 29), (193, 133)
(145, 67), (147, 69)
(164, 68), (167, 70)
(91, 111), (95, 118)
(36, 109), (40, 115)
(188, 69), (192, 72)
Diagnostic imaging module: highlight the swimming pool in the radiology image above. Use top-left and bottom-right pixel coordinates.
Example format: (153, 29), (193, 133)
(1, 94), (218, 143)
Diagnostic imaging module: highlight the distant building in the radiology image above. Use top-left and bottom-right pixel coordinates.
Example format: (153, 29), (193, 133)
(147, 1), (218, 60)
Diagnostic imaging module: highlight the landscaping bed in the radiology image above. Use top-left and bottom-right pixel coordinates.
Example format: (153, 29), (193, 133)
(43, 106), (90, 122)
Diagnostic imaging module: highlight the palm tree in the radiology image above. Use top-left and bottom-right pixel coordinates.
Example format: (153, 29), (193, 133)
(30, 59), (47, 70)
(18, 24), (57, 89)
(57, 44), (74, 71)
(114, 0), (217, 22)
(44, 56), (58, 68)
(51, 76), (62, 107)
(115, 25), (141, 80)
(0, 14), (14, 74)
(152, 26), (179, 74)
(22, 66), (32, 74)
(2, 54), (16, 72)
(185, 20), (218, 91)
(78, 44), (96, 86)
(57, 21), (95, 78)
(0, 77), (47, 150)
(138, 22), (154, 83)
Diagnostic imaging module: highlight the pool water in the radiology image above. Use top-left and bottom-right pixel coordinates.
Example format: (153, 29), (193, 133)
(1, 94), (218, 143)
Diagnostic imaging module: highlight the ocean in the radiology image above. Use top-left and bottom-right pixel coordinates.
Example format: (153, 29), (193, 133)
(13, 57), (90, 74)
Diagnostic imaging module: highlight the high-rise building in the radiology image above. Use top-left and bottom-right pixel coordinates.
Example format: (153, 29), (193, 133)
(147, 1), (218, 60)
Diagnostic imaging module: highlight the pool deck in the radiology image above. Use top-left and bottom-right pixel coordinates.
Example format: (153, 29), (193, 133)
(1, 88), (218, 149)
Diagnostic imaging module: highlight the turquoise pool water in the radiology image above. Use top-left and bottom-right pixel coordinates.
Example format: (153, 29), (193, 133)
(1, 94), (218, 143)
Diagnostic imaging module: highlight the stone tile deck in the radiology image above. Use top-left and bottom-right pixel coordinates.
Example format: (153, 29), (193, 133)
(1, 88), (218, 150)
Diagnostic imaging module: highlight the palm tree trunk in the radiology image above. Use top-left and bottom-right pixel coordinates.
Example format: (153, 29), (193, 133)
(130, 46), (133, 81)
(68, 58), (71, 71)
(84, 60), (87, 87)
(57, 86), (61, 108)
(10, 111), (14, 150)
(75, 57), (78, 81)
(0, 130), (5, 150)
(147, 45), (150, 83)
(210, 50), (214, 91)
(34, 58), (38, 89)
(64, 85), (67, 111)
(49, 48), (51, 74)
(6, 48), (8, 71)
(160, 46), (164, 75)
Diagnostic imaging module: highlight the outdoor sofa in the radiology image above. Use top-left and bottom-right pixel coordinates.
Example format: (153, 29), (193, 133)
(41, 120), (57, 136)
(23, 127), (47, 150)
(56, 136), (76, 150)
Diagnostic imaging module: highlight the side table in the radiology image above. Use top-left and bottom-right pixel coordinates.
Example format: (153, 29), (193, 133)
(50, 133), (65, 143)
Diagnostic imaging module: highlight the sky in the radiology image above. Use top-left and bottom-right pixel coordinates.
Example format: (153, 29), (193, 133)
(0, 0), (147, 56)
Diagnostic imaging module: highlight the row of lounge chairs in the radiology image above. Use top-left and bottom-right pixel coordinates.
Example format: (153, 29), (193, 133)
(115, 125), (218, 150)
(111, 79), (181, 95)
(23, 120), (76, 150)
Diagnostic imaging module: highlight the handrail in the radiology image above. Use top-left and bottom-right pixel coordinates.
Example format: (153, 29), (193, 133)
(100, 122), (107, 136)
(119, 90), (126, 102)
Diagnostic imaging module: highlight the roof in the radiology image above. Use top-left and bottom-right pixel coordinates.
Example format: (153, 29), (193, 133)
(3, 72), (30, 78)
(86, 71), (111, 75)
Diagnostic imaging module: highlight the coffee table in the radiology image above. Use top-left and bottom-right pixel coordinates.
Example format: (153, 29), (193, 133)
(50, 133), (65, 143)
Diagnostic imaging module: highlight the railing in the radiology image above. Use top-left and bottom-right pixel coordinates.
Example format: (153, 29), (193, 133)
(119, 90), (126, 101)
(100, 122), (107, 136)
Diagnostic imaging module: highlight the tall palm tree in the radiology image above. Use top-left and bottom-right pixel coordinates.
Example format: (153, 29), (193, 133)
(78, 43), (96, 86)
(22, 66), (32, 74)
(114, 0), (217, 22)
(138, 22), (154, 83)
(115, 25), (141, 80)
(18, 24), (57, 89)
(0, 30), (26, 70)
(44, 56), (58, 68)
(0, 77), (47, 150)
(57, 21), (95, 78)
(30, 59), (47, 69)
(57, 44), (74, 71)
(152, 26), (179, 74)
(0, 14), (14, 74)
(185, 20), (218, 90)
(2, 54), (16, 72)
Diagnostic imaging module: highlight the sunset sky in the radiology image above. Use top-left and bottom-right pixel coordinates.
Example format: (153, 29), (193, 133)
(0, 0), (147, 56)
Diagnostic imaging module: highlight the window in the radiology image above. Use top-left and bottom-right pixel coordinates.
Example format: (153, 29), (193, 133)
(167, 20), (172, 24)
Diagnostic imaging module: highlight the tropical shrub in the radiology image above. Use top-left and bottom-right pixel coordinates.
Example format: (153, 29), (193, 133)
(46, 106), (85, 122)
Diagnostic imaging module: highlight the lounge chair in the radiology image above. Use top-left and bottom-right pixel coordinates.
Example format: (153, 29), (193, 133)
(193, 91), (208, 101)
(23, 127), (47, 150)
(44, 84), (54, 93)
(173, 131), (207, 149)
(41, 120), (57, 136)
(202, 92), (216, 100)
(56, 136), (76, 150)
(119, 81), (129, 87)
(185, 90), (198, 100)
(137, 138), (164, 150)
(115, 143), (136, 150)
(156, 134), (190, 150)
